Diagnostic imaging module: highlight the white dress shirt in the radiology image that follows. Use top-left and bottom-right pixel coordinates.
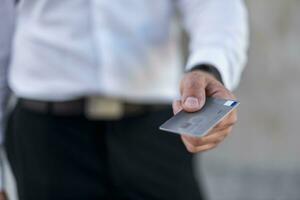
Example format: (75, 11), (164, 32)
(0, 0), (249, 189)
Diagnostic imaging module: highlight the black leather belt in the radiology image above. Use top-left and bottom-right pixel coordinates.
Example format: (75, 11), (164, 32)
(19, 98), (85, 116)
(18, 98), (168, 118)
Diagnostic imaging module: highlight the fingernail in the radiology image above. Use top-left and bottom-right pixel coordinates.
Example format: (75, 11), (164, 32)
(184, 97), (199, 109)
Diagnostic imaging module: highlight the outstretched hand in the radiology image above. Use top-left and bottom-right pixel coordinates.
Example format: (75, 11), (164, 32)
(173, 70), (237, 153)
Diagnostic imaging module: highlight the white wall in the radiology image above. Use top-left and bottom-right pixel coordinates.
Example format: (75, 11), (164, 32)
(200, 0), (300, 199)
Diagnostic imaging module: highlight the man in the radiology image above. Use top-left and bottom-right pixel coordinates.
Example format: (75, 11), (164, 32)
(0, 0), (248, 199)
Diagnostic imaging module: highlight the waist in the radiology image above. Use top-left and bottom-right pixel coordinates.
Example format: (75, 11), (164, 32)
(18, 97), (169, 120)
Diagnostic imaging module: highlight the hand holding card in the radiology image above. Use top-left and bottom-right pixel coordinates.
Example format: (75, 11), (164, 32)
(166, 70), (238, 153)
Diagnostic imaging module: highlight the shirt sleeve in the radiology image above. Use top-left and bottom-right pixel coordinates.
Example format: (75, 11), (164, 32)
(177, 0), (249, 90)
(0, 0), (15, 190)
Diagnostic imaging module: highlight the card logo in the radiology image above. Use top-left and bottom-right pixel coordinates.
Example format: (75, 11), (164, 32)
(224, 100), (237, 107)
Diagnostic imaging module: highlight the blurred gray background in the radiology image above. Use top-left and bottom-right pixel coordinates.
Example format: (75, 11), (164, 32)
(200, 0), (300, 199)
(4, 0), (300, 199)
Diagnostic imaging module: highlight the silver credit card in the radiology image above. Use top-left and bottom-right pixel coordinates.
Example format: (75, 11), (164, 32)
(159, 97), (239, 137)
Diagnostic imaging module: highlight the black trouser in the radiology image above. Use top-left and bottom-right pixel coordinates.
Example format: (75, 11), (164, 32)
(5, 102), (205, 200)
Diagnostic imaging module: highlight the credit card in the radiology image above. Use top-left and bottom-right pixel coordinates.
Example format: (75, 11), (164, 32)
(159, 97), (239, 137)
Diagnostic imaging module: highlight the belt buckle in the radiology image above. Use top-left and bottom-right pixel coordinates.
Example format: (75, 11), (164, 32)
(85, 96), (124, 120)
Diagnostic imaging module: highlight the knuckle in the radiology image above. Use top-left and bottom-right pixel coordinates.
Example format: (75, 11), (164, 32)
(186, 145), (198, 153)
(201, 144), (216, 152)
(220, 91), (233, 99)
(232, 114), (238, 124)
(215, 88), (234, 100)
(216, 137), (224, 143)
(225, 127), (233, 135)
(194, 138), (204, 146)
(210, 81), (223, 89)
(189, 70), (205, 79)
(185, 80), (203, 92)
(210, 143), (218, 150)
(184, 73), (205, 89)
(226, 122), (236, 128)
(221, 128), (230, 135)
(186, 136), (200, 146)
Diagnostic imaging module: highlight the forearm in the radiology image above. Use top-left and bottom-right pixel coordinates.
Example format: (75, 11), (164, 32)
(177, 0), (249, 90)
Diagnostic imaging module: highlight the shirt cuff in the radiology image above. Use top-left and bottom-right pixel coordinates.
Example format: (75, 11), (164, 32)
(185, 47), (233, 90)
(187, 64), (223, 84)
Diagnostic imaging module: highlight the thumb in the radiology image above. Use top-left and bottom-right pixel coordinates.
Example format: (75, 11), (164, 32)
(181, 76), (206, 112)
